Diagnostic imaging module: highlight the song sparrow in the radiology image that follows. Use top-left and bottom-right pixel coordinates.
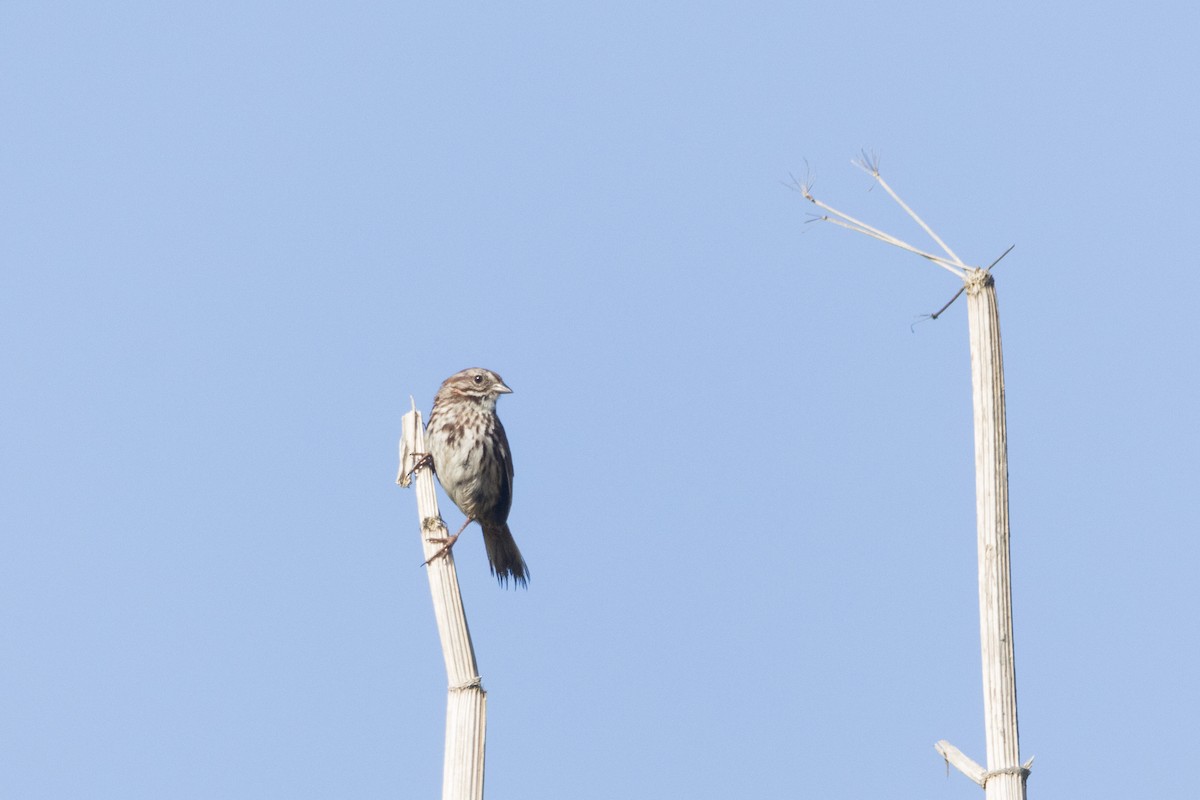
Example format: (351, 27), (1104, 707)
(425, 367), (528, 587)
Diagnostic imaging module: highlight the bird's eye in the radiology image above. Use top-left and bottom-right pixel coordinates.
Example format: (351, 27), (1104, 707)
(473, 374), (484, 383)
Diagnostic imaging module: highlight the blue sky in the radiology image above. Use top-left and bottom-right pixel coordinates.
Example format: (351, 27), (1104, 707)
(3, 2), (1197, 798)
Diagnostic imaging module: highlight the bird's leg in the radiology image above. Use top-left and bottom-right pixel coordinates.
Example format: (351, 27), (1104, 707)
(423, 517), (474, 566)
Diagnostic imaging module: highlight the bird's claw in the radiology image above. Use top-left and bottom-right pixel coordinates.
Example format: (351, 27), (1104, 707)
(402, 453), (434, 485)
(422, 533), (460, 567)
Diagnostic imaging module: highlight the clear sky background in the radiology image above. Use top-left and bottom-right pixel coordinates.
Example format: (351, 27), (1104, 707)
(3, 2), (1197, 798)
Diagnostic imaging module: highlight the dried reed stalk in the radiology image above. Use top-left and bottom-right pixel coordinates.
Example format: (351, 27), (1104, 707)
(399, 403), (486, 800)
(802, 156), (1029, 799)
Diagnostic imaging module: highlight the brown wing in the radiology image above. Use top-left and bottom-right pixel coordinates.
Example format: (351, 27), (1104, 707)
(493, 416), (514, 520)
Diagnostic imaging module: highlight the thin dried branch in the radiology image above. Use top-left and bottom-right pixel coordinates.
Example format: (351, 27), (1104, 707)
(852, 151), (966, 267)
(801, 182), (967, 278)
(930, 286), (967, 321)
(984, 244), (1016, 273)
(800, 154), (975, 279)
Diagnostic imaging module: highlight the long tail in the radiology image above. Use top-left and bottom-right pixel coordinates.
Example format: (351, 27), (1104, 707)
(482, 522), (529, 588)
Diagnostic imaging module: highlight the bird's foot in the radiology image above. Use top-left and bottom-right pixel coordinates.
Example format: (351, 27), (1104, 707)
(423, 533), (460, 566)
(421, 517), (473, 567)
(403, 453), (434, 484)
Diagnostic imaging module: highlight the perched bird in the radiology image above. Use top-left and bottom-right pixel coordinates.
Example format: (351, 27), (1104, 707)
(425, 367), (528, 587)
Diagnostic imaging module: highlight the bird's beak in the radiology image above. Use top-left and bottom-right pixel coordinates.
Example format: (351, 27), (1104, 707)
(495, 382), (513, 394)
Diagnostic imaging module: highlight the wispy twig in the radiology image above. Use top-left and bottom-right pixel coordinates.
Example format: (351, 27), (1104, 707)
(799, 160), (968, 279)
(852, 150), (966, 268)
